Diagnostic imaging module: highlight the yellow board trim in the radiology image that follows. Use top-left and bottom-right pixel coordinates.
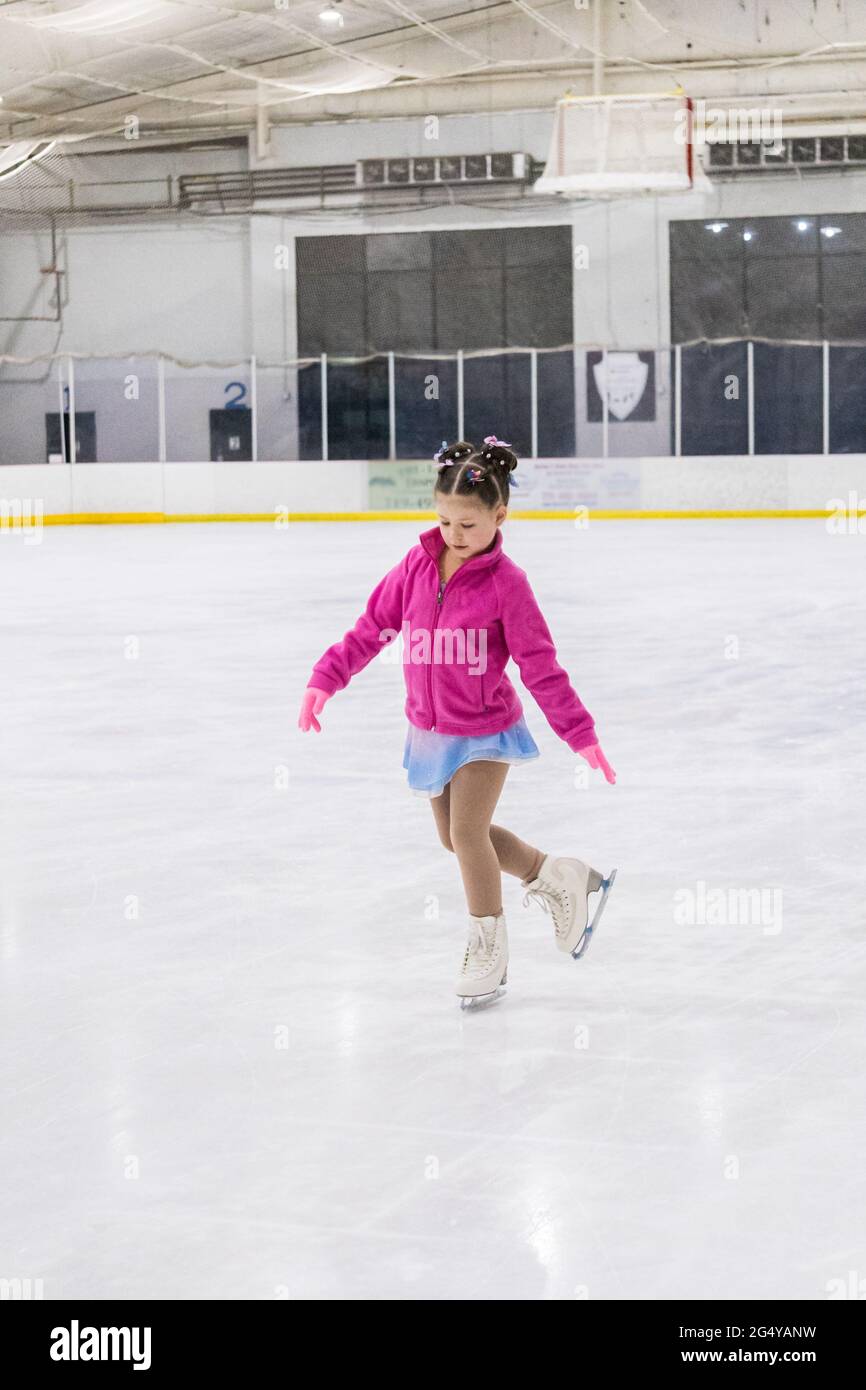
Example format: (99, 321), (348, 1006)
(26, 509), (866, 525)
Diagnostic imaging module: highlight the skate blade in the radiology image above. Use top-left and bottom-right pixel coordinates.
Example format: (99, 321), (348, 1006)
(458, 983), (507, 1011)
(571, 868), (617, 960)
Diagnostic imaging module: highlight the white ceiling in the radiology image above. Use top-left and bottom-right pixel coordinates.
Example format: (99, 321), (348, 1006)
(3, 0), (866, 150)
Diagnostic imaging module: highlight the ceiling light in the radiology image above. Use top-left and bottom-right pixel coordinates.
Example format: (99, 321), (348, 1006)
(796, 220), (810, 231)
(821, 226), (841, 238)
(705, 222), (728, 234)
(319, 3), (344, 25)
(742, 231), (753, 242)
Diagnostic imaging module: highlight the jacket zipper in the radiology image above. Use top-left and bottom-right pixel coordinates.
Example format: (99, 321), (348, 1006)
(429, 561), (475, 730)
(428, 579), (445, 729)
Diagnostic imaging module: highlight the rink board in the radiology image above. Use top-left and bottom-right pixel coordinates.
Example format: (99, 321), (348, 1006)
(0, 455), (865, 522)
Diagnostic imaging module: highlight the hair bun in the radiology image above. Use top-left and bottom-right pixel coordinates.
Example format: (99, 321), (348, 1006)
(479, 442), (517, 474)
(435, 439), (475, 466)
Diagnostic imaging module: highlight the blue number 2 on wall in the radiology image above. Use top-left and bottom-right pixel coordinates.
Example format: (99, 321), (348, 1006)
(225, 381), (247, 409)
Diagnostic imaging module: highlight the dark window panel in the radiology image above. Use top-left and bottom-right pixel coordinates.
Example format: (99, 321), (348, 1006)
(670, 219), (743, 258)
(502, 353), (533, 457)
(679, 343), (748, 455)
(745, 258), (820, 338)
(433, 229), (504, 269)
(742, 216), (818, 256)
(538, 350), (575, 457)
(818, 215), (866, 253)
(829, 348), (866, 452)
(462, 354), (531, 458)
(297, 274), (365, 354)
(365, 233), (433, 270)
(504, 225), (572, 266)
(367, 270), (434, 352)
(394, 357), (458, 457)
(506, 266), (573, 346)
(297, 361), (322, 459)
(671, 258), (746, 342)
(822, 256), (866, 338)
(434, 268), (505, 349)
(753, 345), (822, 453)
(296, 235), (365, 274)
(325, 360), (390, 460)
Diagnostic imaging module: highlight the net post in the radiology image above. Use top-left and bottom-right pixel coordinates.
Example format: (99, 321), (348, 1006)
(592, 0), (603, 95)
(457, 348), (464, 439)
(387, 351), (396, 461)
(602, 346), (609, 460)
(157, 355), (166, 464)
(530, 349), (538, 460)
(674, 344), (682, 457)
(57, 357), (67, 464)
(320, 352), (328, 462)
(747, 340), (754, 455)
(822, 340), (830, 455)
(68, 355), (76, 464)
(250, 354), (258, 462)
(572, 343), (579, 461)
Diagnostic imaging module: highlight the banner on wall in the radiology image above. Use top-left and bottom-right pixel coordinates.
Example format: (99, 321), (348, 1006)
(587, 350), (656, 422)
(368, 460), (440, 510)
(367, 458), (641, 511)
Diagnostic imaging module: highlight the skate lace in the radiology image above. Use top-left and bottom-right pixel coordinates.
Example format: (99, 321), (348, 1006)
(522, 885), (551, 915)
(522, 883), (570, 938)
(462, 919), (499, 977)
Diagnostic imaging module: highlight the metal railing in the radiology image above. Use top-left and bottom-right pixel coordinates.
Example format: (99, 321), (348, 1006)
(1, 339), (863, 463)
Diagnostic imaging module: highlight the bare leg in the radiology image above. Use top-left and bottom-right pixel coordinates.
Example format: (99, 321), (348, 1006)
(431, 777), (546, 886)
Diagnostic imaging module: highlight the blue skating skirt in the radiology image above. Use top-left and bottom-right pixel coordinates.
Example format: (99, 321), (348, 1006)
(403, 715), (540, 798)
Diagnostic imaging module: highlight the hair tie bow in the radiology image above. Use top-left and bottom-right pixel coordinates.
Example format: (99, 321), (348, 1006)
(483, 434), (511, 449)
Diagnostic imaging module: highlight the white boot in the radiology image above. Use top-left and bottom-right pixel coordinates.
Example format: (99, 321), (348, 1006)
(522, 854), (613, 957)
(456, 912), (508, 1006)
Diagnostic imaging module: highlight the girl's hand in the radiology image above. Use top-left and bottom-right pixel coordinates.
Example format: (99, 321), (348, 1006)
(577, 742), (616, 784)
(298, 686), (331, 733)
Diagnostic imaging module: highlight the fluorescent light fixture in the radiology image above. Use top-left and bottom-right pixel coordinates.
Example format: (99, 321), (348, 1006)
(705, 222), (728, 234)
(821, 225), (841, 238)
(319, 3), (344, 25)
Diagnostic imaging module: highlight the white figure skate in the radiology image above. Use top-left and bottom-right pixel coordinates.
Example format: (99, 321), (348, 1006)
(456, 912), (508, 1009)
(522, 854), (617, 958)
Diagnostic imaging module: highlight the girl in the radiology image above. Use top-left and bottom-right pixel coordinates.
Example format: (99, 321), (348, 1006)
(298, 435), (616, 1007)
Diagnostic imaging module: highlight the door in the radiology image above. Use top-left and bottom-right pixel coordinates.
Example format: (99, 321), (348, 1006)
(209, 407), (252, 461)
(46, 412), (97, 463)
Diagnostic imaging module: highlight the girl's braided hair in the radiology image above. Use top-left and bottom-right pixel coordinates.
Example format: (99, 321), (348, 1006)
(432, 436), (518, 508)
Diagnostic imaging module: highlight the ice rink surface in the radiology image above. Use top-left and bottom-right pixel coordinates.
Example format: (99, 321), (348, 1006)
(1, 517), (865, 1301)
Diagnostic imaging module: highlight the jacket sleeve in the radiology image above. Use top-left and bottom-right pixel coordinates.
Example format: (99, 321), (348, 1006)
(308, 550), (409, 696)
(495, 566), (597, 752)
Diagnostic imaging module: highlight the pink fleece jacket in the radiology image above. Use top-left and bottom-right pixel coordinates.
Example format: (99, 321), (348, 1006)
(308, 525), (597, 751)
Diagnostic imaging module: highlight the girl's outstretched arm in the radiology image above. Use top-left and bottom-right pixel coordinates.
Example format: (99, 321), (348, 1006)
(495, 565), (614, 779)
(305, 550), (410, 699)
